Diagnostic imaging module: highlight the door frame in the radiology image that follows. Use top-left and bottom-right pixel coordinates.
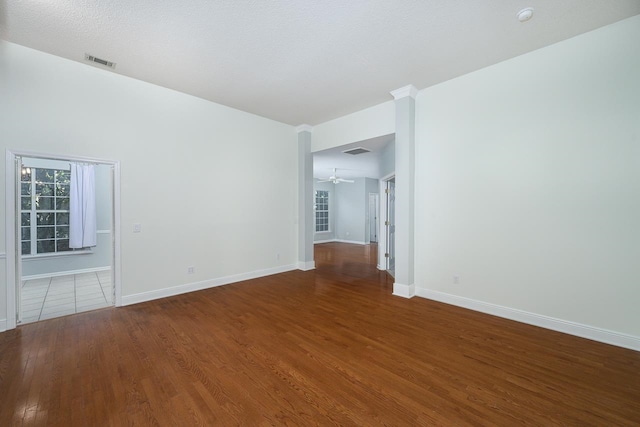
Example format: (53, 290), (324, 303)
(378, 173), (395, 270)
(367, 192), (379, 243)
(5, 149), (122, 330)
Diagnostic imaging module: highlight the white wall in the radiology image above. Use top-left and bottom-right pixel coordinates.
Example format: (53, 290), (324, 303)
(379, 140), (395, 178)
(1, 42), (298, 325)
(364, 178), (379, 243)
(314, 178), (380, 245)
(414, 16), (640, 338)
(334, 179), (366, 243)
(312, 101), (395, 153)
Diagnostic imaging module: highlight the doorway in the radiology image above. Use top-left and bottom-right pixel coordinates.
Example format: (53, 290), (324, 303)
(5, 151), (121, 330)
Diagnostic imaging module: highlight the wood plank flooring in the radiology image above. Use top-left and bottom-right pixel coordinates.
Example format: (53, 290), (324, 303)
(1, 242), (639, 425)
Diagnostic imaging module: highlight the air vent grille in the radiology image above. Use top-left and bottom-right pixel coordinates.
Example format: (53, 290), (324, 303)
(85, 53), (116, 69)
(343, 147), (371, 155)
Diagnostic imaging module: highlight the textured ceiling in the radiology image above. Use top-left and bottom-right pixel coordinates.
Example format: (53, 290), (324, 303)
(2, 1), (639, 125)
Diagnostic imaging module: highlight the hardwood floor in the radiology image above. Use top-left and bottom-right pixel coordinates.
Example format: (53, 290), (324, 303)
(1, 242), (639, 425)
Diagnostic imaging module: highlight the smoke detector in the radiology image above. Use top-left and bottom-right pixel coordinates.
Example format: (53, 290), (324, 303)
(517, 7), (534, 23)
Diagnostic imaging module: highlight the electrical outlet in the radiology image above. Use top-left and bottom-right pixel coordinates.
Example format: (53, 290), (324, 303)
(453, 275), (459, 284)
(133, 223), (142, 233)
(276, 253), (280, 260)
(188, 266), (195, 274)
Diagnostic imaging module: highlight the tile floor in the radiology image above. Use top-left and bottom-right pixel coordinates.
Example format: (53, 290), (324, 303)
(20, 270), (113, 324)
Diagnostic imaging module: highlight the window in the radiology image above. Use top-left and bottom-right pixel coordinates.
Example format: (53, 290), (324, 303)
(21, 167), (72, 255)
(315, 190), (329, 232)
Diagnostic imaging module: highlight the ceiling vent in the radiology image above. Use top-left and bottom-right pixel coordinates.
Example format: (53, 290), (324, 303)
(84, 53), (116, 69)
(343, 147), (371, 155)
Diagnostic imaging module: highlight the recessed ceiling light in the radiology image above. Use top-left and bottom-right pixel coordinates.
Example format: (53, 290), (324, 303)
(517, 7), (534, 23)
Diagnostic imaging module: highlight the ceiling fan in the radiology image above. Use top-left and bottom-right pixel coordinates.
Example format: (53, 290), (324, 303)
(317, 168), (354, 184)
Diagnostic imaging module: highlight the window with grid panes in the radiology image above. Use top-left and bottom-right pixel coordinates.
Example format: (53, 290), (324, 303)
(20, 167), (72, 255)
(314, 190), (329, 232)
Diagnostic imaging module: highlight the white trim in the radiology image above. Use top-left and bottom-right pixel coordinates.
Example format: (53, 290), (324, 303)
(314, 239), (369, 245)
(334, 239), (367, 245)
(22, 249), (93, 260)
(5, 149), (122, 330)
(22, 266), (111, 281)
(297, 261), (316, 271)
(113, 162), (122, 307)
(379, 173), (394, 271)
(8, 149), (118, 165)
(296, 124), (314, 133)
(96, 229), (111, 234)
(377, 264), (386, 271)
(6, 151), (17, 330)
(380, 172), (396, 181)
(415, 287), (640, 352)
(390, 85), (418, 100)
(314, 188), (330, 234)
(393, 282), (415, 298)
(0, 318), (6, 333)
(121, 264), (298, 306)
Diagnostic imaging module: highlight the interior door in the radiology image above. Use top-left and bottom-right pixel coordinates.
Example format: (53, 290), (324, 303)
(387, 179), (395, 276)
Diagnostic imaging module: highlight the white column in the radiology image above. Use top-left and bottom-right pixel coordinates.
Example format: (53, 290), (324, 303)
(297, 124), (315, 270)
(390, 85), (417, 297)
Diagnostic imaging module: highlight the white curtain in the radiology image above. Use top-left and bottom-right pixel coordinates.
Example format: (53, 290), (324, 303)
(69, 163), (97, 248)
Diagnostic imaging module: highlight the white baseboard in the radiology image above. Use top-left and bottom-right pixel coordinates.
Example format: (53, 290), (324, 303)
(22, 266), (111, 281)
(0, 318), (6, 333)
(415, 287), (640, 352)
(121, 264), (297, 307)
(393, 282), (415, 298)
(297, 261), (316, 271)
(334, 239), (367, 245)
(315, 239), (369, 245)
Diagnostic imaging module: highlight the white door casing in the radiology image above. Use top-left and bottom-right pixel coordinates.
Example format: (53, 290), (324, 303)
(5, 149), (122, 330)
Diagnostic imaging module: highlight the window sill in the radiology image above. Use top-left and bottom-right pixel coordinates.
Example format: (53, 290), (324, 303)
(22, 249), (93, 260)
